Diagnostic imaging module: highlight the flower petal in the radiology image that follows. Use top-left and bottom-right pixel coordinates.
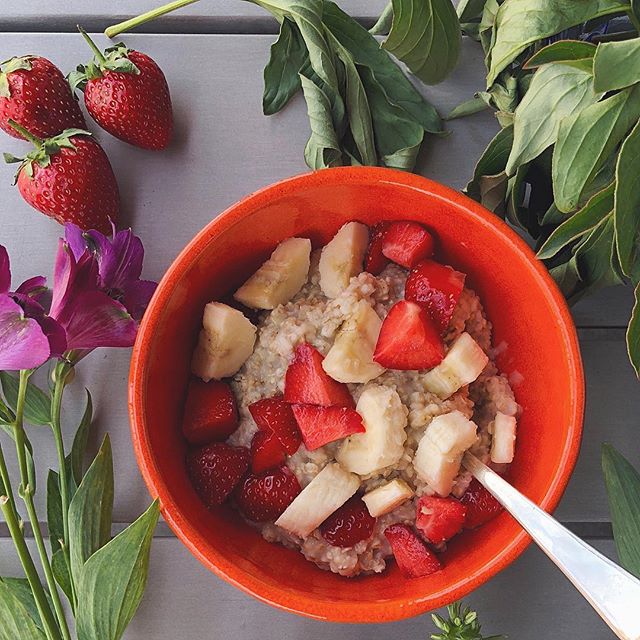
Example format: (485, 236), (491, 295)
(64, 223), (88, 260)
(34, 315), (67, 357)
(15, 275), (48, 301)
(0, 246), (10, 294)
(0, 295), (50, 370)
(92, 227), (144, 292)
(122, 279), (157, 321)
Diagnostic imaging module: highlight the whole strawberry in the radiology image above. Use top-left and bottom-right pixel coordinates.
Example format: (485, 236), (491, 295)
(69, 29), (173, 150)
(4, 121), (119, 233)
(0, 56), (86, 140)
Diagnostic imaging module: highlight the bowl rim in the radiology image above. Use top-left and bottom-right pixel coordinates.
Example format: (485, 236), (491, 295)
(129, 166), (585, 623)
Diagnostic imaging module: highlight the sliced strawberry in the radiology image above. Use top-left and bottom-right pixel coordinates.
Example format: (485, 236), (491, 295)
(365, 221), (391, 275)
(415, 496), (467, 544)
(373, 300), (444, 370)
(250, 430), (286, 474)
(384, 524), (442, 578)
(381, 221), (434, 269)
(460, 478), (503, 529)
(182, 379), (239, 445)
(284, 343), (354, 408)
(320, 497), (376, 547)
(291, 405), (365, 451)
(405, 260), (466, 333)
(248, 396), (302, 455)
(187, 443), (249, 508)
(235, 465), (301, 522)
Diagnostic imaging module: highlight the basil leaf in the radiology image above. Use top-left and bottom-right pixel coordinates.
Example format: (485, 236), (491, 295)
(76, 500), (160, 640)
(457, 0), (488, 24)
(552, 85), (640, 212)
(445, 93), (491, 120)
(550, 257), (581, 298)
(0, 372), (51, 426)
(627, 283), (640, 377)
(507, 62), (601, 175)
(593, 37), (640, 93)
(634, 0), (640, 21)
(486, 0), (628, 86)
(0, 580), (47, 640)
(478, 0), (500, 55)
(465, 125), (514, 198)
(70, 390), (93, 486)
(573, 214), (621, 292)
(602, 444), (640, 578)
(263, 19), (307, 115)
(524, 40), (597, 69)
(479, 172), (509, 214)
(382, 0), (461, 85)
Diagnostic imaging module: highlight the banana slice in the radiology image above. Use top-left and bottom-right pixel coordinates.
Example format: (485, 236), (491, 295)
(275, 463), (359, 537)
(490, 412), (517, 464)
(234, 237), (311, 309)
(336, 385), (408, 476)
(414, 411), (478, 496)
(322, 300), (386, 383)
(319, 222), (369, 298)
(423, 332), (489, 399)
(191, 302), (257, 381)
(362, 479), (413, 517)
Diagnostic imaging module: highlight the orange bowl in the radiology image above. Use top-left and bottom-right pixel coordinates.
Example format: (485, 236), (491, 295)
(129, 167), (584, 622)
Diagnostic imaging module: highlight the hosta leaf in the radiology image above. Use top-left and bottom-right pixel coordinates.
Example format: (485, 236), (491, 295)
(627, 283), (640, 377)
(552, 85), (640, 212)
(0, 580), (46, 640)
(0, 578), (52, 633)
(382, 0), (461, 85)
(0, 372), (50, 426)
(486, 0), (628, 86)
(465, 125), (514, 198)
(602, 444), (640, 577)
(524, 40), (597, 69)
(593, 37), (640, 93)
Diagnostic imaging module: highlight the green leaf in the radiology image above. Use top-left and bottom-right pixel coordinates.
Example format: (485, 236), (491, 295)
(524, 40), (597, 68)
(486, 0), (628, 86)
(552, 84), (640, 212)
(68, 435), (114, 585)
(0, 424), (36, 493)
(573, 214), (621, 291)
(70, 390), (93, 486)
(0, 372), (51, 426)
(634, 0), (640, 21)
(445, 93), (491, 120)
(51, 550), (74, 605)
(382, 0), (461, 85)
(478, 0), (500, 54)
(479, 172), (509, 214)
(549, 257), (581, 298)
(457, 0), (488, 23)
(506, 62), (601, 175)
(46, 470), (64, 554)
(538, 183), (614, 259)
(262, 19), (307, 115)
(0, 578), (51, 633)
(627, 283), (640, 377)
(465, 125), (514, 198)
(593, 37), (640, 93)
(602, 444), (640, 577)
(0, 580), (46, 640)
(76, 500), (160, 640)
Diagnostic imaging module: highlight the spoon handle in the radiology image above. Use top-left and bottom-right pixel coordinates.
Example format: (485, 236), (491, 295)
(463, 453), (640, 640)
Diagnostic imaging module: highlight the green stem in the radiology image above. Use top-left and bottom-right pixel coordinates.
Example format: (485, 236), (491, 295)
(6, 119), (43, 148)
(369, 2), (393, 36)
(104, 0), (200, 38)
(0, 442), (16, 513)
(77, 26), (107, 64)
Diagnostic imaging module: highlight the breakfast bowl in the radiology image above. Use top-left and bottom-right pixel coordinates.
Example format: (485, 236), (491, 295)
(129, 166), (584, 623)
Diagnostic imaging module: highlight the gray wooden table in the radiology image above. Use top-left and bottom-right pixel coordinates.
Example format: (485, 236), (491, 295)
(0, 4), (636, 638)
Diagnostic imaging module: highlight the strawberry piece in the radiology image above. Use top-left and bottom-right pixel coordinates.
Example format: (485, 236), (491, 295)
(460, 479), (503, 529)
(187, 442), (249, 508)
(250, 430), (286, 474)
(182, 379), (239, 445)
(405, 260), (466, 333)
(320, 497), (376, 547)
(249, 396), (302, 455)
(373, 301), (444, 370)
(365, 221), (391, 275)
(415, 496), (467, 544)
(384, 524), (442, 578)
(284, 343), (354, 408)
(291, 405), (365, 451)
(235, 465), (301, 522)
(381, 221), (435, 269)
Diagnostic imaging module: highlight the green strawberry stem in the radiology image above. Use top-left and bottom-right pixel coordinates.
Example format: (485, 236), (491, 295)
(77, 26), (107, 64)
(104, 0), (200, 38)
(7, 119), (42, 148)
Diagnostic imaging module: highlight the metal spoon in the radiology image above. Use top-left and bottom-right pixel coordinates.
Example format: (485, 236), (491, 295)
(462, 452), (640, 640)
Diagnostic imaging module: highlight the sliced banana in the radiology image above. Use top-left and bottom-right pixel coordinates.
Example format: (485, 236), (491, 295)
(490, 412), (517, 464)
(322, 300), (386, 383)
(362, 479), (413, 517)
(423, 332), (489, 399)
(336, 385), (408, 476)
(318, 221), (369, 298)
(234, 237), (311, 309)
(275, 463), (360, 537)
(191, 302), (257, 381)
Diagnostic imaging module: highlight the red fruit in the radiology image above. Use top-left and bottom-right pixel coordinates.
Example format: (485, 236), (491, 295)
(381, 221), (434, 269)
(320, 497), (376, 547)
(182, 379), (239, 445)
(384, 524), (442, 578)
(365, 221), (391, 275)
(284, 343), (354, 408)
(250, 430), (286, 474)
(373, 301), (444, 370)
(248, 396), (301, 455)
(291, 405), (365, 451)
(460, 479), (503, 529)
(187, 442), (249, 508)
(0, 56), (86, 140)
(415, 496), (466, 544)
(405, 260), (466, 333)
(71, 32), (173, 150)
(235, 465), (301, 522)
